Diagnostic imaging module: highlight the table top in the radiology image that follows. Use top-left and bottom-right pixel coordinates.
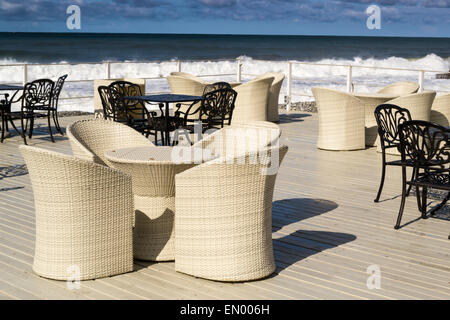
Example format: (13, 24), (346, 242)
(0, 84), (23, 91)
(124, 94), (202, 103)
(104, 146), (210, 164)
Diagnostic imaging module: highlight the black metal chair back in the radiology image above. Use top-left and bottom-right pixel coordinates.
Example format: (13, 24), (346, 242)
(98, 85), (128, 123)
(200, 87), (237, 129)
(398, 120), (450, 168)
(203, 82), (231, 95)
(374, 104), (412, 151)
(52, 74), (67, 109)
(108, 80), (146, 119)
(22, 79), (54, 111)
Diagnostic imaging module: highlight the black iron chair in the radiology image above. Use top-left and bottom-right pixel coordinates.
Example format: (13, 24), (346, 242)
(98, 83), (162, 143)
(396, 120), (450, 230)
(173, 84), (237, 145)
(374, 104), (416, 202)
(23, 79), (56, 142)
(51, 74), (68, 135)
(1, 93), (28, 144)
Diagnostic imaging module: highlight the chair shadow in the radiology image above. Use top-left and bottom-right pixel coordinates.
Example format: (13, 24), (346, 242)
(273, 230), (357, 273)
(133, 208), (174, 267)
(0, 164), (28, 180)
(270, 197), (355, 273)
(23, 124), (67, 142)
(272, 198), (338, 232)
(278, 113), (311, 124)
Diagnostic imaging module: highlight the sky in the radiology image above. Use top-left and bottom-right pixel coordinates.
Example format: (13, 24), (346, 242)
(0, 0), (448, 37)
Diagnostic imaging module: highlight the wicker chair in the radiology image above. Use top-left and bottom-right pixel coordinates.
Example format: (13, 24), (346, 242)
(232, 77), (274, 123)
(67, 118), (154, 166)
(192, 121), (282, 159)
(381, 91), (437, 155)
(254, 72), (285, 122)
(430, 93), (450, 127)
(175, 144), (289, 282)
(312, 87), (365, 151)
(377, 82), (420, 95)
(19, 145), (134, 280)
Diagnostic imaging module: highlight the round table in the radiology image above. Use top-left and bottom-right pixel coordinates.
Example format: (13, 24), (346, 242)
(353, 92), (399, 147)
(105, 146), (198, 261)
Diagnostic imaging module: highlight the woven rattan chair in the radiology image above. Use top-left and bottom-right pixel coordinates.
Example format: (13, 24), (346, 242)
(312, 87), (365, 151)
(377, 82), (419, 95)
(175, 144), (289, 282)
(67, 118), (154, 166)
(254, 72), (285, 122)
(430, 93), (450, 127)
(20, 145), (134, 280)
(232, 77), (274, 123)
(192, 121), (282, 159)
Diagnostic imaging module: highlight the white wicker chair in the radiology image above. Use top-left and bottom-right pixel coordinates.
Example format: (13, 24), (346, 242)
(312, 87), (365, 151)
(175, 144), (288, 282)
(254, 73), (285, 122)
(67, 118), (154, 166)
(20, 145), (134, 281)
(377, 81), (419, 95)
(232, 77), (274, 123)
(430, 93), (450, 127)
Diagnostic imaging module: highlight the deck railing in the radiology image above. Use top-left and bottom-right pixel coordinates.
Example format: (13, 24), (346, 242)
(0, 58), (448, 112)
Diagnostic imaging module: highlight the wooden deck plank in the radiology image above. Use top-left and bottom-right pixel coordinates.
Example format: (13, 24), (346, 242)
(0, 113), (449, 300)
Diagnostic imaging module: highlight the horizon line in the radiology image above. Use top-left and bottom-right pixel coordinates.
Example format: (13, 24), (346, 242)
(0, 31), (449, 40)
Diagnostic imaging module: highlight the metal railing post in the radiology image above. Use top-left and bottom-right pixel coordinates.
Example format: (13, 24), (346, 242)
(346, 65), (353, 93)
(106, 61), (111, 79)
(236, 58), (242, 83)
(418, 70), (425, 92)
(23, 64), (28, 85)
(286, 61), (292, 112)
(177, 60), (182, 72)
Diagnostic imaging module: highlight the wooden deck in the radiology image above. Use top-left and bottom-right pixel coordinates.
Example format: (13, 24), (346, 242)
(0, 112), (449, 300)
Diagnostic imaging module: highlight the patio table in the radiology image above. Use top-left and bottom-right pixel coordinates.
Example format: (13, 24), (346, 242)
(0, 84), (24, 142)
(125, 94), (202, 146)
(353, 92), (399, 147)
(104, 146), (198, 261)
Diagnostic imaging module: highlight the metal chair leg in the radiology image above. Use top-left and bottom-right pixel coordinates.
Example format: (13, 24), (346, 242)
(374, 150), (387, 203)
(395, 166), (408, 229)
(421, 187), (428, 219)
(47, 112), (54, 143)
(406, 167), (417, 197)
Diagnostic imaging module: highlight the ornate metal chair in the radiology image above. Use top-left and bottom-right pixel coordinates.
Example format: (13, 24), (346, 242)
(51, 74), (68, 135)
(98, 83), (161, 143)
(396, 120), (450, 230)
(3, 79), (55, 144)
(374, 104), (416, 202)
(173, 84), (237, 144)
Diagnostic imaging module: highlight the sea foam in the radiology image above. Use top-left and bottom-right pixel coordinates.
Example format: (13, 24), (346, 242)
(1, 54), (448, 112)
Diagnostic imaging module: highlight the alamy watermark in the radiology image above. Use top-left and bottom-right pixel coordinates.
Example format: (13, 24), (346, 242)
(66, 5), (81, 30)
(366, 264), (381, 289)
(66, 265), (81, 290)
(366, 5), (381, 30)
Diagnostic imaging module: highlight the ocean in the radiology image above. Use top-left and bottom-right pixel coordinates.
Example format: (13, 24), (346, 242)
(0, 32), (449, 112)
